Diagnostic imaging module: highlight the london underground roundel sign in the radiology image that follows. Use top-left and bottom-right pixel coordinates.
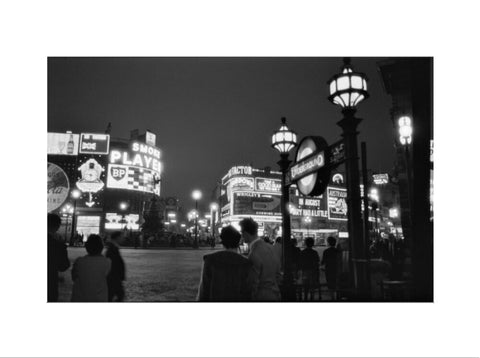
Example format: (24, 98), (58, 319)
(291, 136), (331, 196)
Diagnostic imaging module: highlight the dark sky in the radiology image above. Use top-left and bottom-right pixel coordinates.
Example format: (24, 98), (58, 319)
(48, 57), (394, 212)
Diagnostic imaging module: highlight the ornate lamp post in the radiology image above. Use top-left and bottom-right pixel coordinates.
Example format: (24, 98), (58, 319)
(327, 57), (369, 297)
(271, 117), (297, 300)
(192, 190), (202, 248)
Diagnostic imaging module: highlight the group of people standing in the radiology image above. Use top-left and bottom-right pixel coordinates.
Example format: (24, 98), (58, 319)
(48, 213), (126, 302)
(197, 217), (340, 302)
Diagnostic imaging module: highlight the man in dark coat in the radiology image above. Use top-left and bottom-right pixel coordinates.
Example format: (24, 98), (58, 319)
(197, 225), (252, 302)
(105, 231), (126, 302)
(298, 237), (320, 300)
(322, 236), (340, 291)
(48, 213), (70, 302)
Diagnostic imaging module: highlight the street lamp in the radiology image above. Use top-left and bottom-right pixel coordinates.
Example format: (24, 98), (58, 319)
(119, 201), (128, 230)
(304, 216), (312, 237)
(398, 115), (414, 232)
(69, 189), (81, 246)
(271, 116), (297, 300)
(369, 188), (380, 239)
(209, 202), (218, 242)
(398, 116), (412, 145)
(61, 204), (74, 242)
(192, 190), (202, 248)
(328, 57), (369, 296)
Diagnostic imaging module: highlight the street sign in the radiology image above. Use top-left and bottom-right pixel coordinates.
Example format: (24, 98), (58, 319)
(290, 136), (331, 196)
(290, 151), (325, 182)
(327, 140), (346, 166)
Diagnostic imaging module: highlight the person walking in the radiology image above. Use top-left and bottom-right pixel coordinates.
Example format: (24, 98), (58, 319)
(197, 226), (252, 301)
(71, 234), (111, 302)
(48, 213), (70, 302)
(240, 218), (281, 301)
(321, 236), (340, 300)
(105, 231), (126, 302)
(298, 237), (320, 301)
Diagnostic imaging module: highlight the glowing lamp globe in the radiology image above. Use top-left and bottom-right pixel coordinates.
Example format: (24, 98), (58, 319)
(271, 117), (297, 154)
(328, 58), (369, 109)
(192, 190), (202, 201)
(398, 116), (412, 145)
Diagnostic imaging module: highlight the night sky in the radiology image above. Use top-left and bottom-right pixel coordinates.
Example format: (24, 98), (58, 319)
(48, 57), (394, 212)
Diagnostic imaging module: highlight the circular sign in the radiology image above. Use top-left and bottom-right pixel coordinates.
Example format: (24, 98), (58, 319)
(294, 136), (330, 196)
(47, 162), (70, 212)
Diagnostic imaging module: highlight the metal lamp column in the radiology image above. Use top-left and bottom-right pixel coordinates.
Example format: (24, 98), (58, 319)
(271, 117), (297, 301)
(327, 58), (369, 298)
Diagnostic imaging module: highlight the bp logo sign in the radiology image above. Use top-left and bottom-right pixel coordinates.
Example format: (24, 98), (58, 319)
(110, 166), (127, 181)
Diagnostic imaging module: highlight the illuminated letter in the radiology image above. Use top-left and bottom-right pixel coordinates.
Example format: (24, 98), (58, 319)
(110, 150), (121, 163)
(132, 142), (139, 152)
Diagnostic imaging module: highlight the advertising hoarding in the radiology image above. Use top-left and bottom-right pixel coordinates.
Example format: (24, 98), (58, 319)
(232, 192), (281, 217)
(47, 132), (79, 155)
(146, 131), (156, 146)
(255, 178), (281, 193)
(75, 156), (107, 207)
(229, 177), (254, 191)
(105, 213), (140, 230)
(79, 133), (110, 154)
(47, 162), (70, 212)
(327, 187), (348, 221)
(107, 141), (162, 195)
(107, 164), (160, 195)
(373, 173), (389, 185)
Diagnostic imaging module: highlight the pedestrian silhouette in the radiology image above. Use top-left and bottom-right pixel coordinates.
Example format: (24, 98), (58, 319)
(71, 234), (111, 302)
(48, 213), (70, 302)
(240, 218), (281, 301)
(322, 236), (340, 300)
(105, 231), (126, 302)
(298, 237), (319, 301)
(197, 225), (252, 301)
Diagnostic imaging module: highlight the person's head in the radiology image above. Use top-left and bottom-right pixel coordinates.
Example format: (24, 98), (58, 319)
(275, 237), (282, 244)
(48, 213), (62, 234)
(85, 234), (104, 255)
(305, 237), (314, 248)
(111, 231), (123, 243)
(220, 225), (241, 249)
(291, 238), (298, 247)
(263, 236), (271, 244)
(239, 218), (258, 244)
(327, 236), (337, 247)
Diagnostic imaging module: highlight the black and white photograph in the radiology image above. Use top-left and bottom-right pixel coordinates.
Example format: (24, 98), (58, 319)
(47, 57), (433, 303)
(1, 1), (479, 357)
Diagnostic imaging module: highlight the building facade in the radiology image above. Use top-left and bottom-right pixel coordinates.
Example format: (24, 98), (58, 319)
(47, 130), (162, 240)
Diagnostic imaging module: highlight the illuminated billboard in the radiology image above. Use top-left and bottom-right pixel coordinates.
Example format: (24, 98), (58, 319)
(255, 178), (281, 193)
(232, 192), (281, 217)
(327, 187), (348, 221)
(105, 213), (140, 230)
(47, 162), (70, 212)
(47, 132), (79, 155)
(107, 141), (162, 195)
(76, 156), (106, 207)
(79, 133), (110, 154)
(107, 164), (160, 195)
